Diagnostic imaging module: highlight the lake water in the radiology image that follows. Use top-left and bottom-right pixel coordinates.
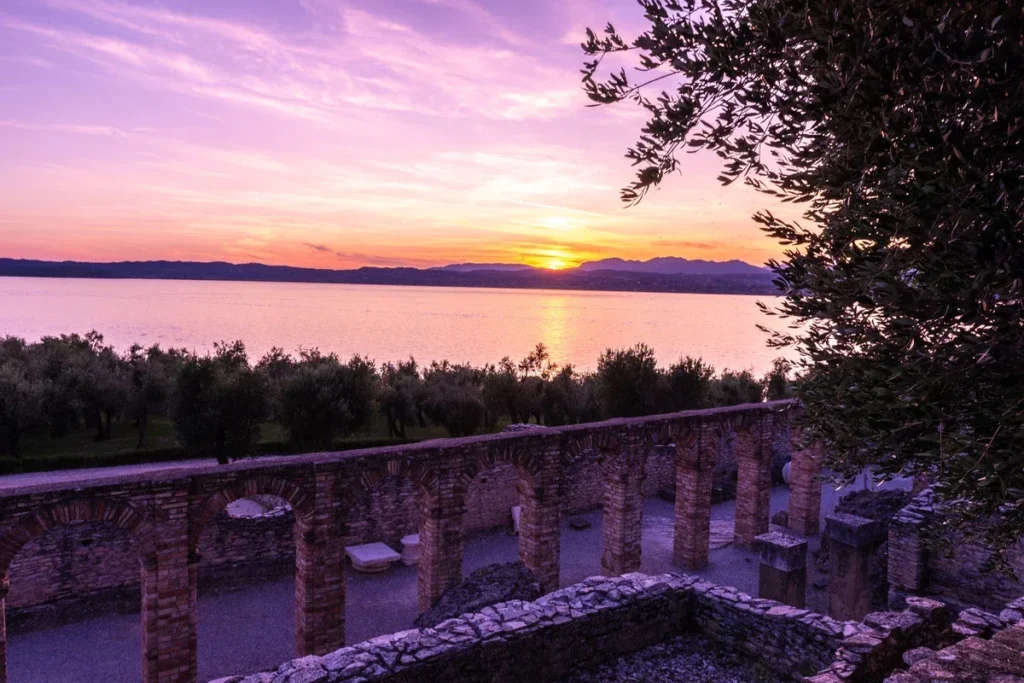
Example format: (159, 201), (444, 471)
(0, 277), (788, 373)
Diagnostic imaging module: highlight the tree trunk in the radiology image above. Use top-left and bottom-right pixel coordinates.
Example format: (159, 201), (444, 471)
(136, 414), (148, 448)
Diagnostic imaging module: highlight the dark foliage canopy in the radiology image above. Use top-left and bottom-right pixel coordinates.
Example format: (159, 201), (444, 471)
(583, 1), (1024, 544)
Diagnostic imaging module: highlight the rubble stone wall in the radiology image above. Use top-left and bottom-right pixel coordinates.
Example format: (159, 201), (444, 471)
(215, 573), (951, 683)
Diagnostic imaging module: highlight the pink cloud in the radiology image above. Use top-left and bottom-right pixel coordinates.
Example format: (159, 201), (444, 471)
(0, 0), (800, 268)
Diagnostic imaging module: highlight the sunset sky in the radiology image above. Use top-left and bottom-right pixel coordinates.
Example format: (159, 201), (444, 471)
(0, 0), (796, 270)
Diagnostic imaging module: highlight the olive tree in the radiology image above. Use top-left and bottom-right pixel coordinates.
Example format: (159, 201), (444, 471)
(583, 1), (1024, 543)
(171, 342), (268, 463)
(595, 344), (660, 417)
(279, 351), (378, 448)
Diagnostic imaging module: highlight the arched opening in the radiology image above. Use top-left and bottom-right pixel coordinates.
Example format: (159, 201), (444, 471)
(638, 441), (681, 574)
(559, 446), (606, 585)
(190, 479), (312, 682)
(341, 472), (419, 645)
(0, 500), (150, 683)
(462, 458), (524, 575)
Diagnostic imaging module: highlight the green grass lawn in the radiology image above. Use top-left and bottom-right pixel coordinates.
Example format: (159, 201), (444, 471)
(2, 417), (461, 475)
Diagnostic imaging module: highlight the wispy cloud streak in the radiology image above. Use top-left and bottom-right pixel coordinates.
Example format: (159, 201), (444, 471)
(0, 0), (795, 268)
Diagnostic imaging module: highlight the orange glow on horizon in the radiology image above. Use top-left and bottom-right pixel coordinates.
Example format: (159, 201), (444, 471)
(542, 258), (571, 270)
(0, 0), (800, 270)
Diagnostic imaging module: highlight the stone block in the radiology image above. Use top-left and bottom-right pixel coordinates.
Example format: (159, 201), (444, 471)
(401, 535), (420, 567)
(756, 532), (808, 573)
(826, 514), (884, 548)
(345, 543), (401, 573)
(757, 532), (807, 608)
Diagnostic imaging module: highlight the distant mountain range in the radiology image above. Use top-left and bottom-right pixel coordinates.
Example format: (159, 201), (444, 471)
(0, 257), (776, 296)
(433, 257), (766, 276)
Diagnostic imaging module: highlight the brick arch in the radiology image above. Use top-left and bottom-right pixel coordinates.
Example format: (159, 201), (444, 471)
(646, 421), (681, 448)
(459, 443), (535, 491)
(0, 497), (153, 577)
(341, 458), (419, 543)
(559, 434), (592, 467)
(355, 457), (416, 493)
(670, 424), (700, 453)
(190, 475), (313, 550)
(559, 429), (623, 468)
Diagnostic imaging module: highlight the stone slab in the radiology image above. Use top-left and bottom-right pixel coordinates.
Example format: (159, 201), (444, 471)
(345, 542), (401, 573)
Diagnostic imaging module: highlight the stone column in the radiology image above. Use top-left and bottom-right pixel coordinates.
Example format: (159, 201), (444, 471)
(143, 481), (196, 683)
(417, 463), (465, 613)
(788, 436), (823, 536)
(294, 470), (346, 657)
(517, 448), (562, 594)
(601, 435), (646, 576)
(826, 513), (883, 620)
(734, 416), (772, 549)
(756, 531), (807, 608)
(0, 573), (8, 683)
(673, 423), (717, 570)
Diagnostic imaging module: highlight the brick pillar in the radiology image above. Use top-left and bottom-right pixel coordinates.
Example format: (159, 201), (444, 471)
(295, 470), (346, 656)
(887, 492), (931, 608)
(673, 423), (717, 570)
(788, 437), (823, 536)
(517, 450), (562, 594)
(417, 465), (465, 613)
(601, 435), (646, 576)
(0, 573), (8, 683)
(756, 531), (807, 607)
(826, 513), (883, 620)
(143, 482), (196, 683)
(734, 416), (772, 549)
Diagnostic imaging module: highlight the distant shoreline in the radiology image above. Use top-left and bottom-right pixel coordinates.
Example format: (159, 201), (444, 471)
(0, 258), (777, 296)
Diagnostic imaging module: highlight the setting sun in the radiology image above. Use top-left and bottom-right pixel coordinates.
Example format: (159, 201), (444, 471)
(542, 258), (571, 270)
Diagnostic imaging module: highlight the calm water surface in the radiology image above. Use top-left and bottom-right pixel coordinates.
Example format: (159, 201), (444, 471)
(0, 278), (788, 372)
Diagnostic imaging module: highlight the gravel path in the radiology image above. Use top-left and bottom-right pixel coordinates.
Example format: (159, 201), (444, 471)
(562, 634), (786, 683)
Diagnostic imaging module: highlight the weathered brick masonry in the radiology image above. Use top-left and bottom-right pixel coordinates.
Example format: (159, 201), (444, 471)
(5, 437), (691, 619)
(0, 400), (808, 683)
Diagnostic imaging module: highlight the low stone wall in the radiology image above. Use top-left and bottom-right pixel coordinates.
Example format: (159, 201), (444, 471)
(214, 573), (950, 683)
(883, 597), (1024, 682)
(807, 596), (952, 683)
(214, 574), (694, 683)
(888, 490), (1024, 612)
(689, 580), (841, 678)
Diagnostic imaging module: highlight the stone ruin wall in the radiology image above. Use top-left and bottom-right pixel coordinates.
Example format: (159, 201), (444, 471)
(215, 572), (953, 683)
(4, 437), (714, 618)
(0, 401), (801, 683)
(6, 504), (297, 622)
(888, 490), (1024, 613)
(925, 530), (1024, 612)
